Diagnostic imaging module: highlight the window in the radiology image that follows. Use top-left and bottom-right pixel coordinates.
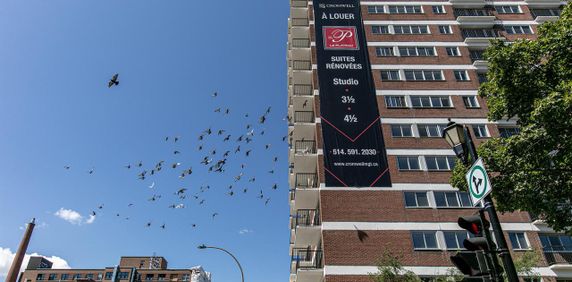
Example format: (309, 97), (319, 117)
(394, 25), (429, 34)
(539, 234), (572, 252)
(61, 274), (69, 280)
(509, 232), (530, 250)
(368, 5), (385, 14)
(397, 156), (421, 170)
(462, 28), (500, 38)
(404, 192), (430, 207)
(477, 73), (488, 83)
(104, 272), (113, 280)
(381, 70), (401, 81)
(418, 124), (448, 137)
(463, 96), (480, 108)
(391, 124), (413, 137)
(73, 274), (82, 280)
(158, 274), (166, 281)
(505, 25), (533, 34)
(496, 5), (521, 14)
(425, 156), (456, 171)
(499, 127), (520, 138)
(388, 5), (423, 14)
(98, 273), (104, 280)
(433, 5), (446, 14)
(405, 70), (444, 81)
(531, 8), (562, 17)
(182, 274), (191, 281)
(37, 274), (45, 281)
(454, 70), (470, 81)
(86, 274), (94, 279)
(376, 47), (395, 57)
(145, 274), (154, 280)
(385, 96), (407, 108)
(439, 25), (453, 34)
(412, 231), (439, 249)
(446, 47), (461, 56)
(118, 272), (129, 280)
(444, 231), (472, 249)
(48, 274), (57, 280)
(470, 50), (485, 61)
(435, 191), (473, 207)
(399, 46), (436, 57)
(472, 124), (490, 138)
(411, 96), (451, 108)
(372, 25), (390, 34)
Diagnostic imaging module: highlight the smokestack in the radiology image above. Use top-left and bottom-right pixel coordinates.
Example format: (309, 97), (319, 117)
(5, 218), (36, 282)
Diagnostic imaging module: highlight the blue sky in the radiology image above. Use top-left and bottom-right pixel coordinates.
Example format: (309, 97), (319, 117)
(0, 1), (290, 281)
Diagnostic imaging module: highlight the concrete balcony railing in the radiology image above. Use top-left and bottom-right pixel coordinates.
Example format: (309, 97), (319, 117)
(291, 38), (311, 48)
(294, 140), (317, 155)
(293, 84), (313, 96)
(291, 18), (309, 26)
(295, 173), (318, 188)
(291, 0), (308, 7)
(294, 111), (315, 123)
(291, 209), (321, 228)
(291, 249), (323, 273)
(292, 60), (312, 70)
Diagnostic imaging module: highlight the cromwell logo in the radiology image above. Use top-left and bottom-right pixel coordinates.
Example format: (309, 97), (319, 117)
(323, 26), (359, 50)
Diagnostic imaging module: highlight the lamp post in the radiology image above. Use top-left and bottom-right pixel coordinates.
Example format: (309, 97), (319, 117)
(442, 122), (519, 282)
(198, 244), (244, 282)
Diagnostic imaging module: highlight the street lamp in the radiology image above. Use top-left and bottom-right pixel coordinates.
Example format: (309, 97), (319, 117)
(442, 121), (519, 282)
(198, 244), (244, 282)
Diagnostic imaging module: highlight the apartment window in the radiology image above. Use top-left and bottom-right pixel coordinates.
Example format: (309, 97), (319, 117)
(388, 5), (423, 14)
(444, 231), (472, 249)
(376, 46), (395, 57)
(462, 28), (500, 38)
(391, 124), (413, 137)
(104, 272), (113, 280)
(531, 8), (562, 17)
(470, 50), (485, 61)
(505, 25), (533, 34)
(499, 127), (520, 138)
(399, 46), (436, 57)
(61, 274), (69, 280)
(368, 5), (385, 14)
(37, 274), (45, 281)
(397, 156), (421, 170)
(394, 25), (429, 34)
(435, 191), (473, 207)
(86, 274), (94, 279)
(454, 70), (470, 81)
(425, 156), (457, 171)
(446, 47), (461, 56)
(496, 5), (521, 14)
(463, 96), (480, 108)
(381, 70), (401, 81)
(405, 70), (444, 81)
(98, 273), (104, 280)
(73, 274), (82, 280)
(539, 234), (572, 251)
(48, 274), (57, 280)
(439, 25), (453, 34)
(145, 274), (154, 281)
(477, 73), (488, 83)
(433, 5), (446, 14)
(404, 192), (430, 207)
(158, 274), (166, 281)
(385, 96), (407, 108)
(412, 231), (439, 249)
(182, 274), (191, 281)
(372, 25), (390, 34)
(118, 272), (129, 280)
(418, 124), (448, 137)
(411, 96), (451, 108)
(472, 124), (490, 138)
(509, 232), (530, 250)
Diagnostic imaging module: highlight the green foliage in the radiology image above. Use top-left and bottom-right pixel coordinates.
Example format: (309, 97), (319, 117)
(450, 3), (572, 234)
(513, 250), (541, 278)
(369, 252), (462, 282)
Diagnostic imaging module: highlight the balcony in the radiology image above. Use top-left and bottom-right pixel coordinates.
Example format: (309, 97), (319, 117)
(455, 9), (495, 27)
(292, 60), (312, 71)
(291, 249), (323, 272)
(294, 111), (315, 123)
(291, 38), (311, 48)
(544, 251), (572, 265)
(290, 209), (322, 250)
(469, 50), (488, 69)
(449, 0), (486, 8)
(291, 0), (307, 8)
(462, 29), (504, 47)
(291, 209), (321, 228)
(526, 0), (562, 9)
(295, 140), (317, 155)
(292, 84), (313, 96)
(291, 18), (309, 26)
(531, 8), (561, 23)
(295, 173), (318, 188)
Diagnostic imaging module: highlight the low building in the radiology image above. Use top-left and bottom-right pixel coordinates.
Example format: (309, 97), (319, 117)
(18, 256), (211, 282)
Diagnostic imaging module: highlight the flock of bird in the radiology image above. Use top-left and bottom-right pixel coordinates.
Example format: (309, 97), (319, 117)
(61, 74), (288, 230)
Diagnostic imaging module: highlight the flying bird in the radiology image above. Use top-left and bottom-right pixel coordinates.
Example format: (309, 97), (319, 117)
(108, 73), (119, 88)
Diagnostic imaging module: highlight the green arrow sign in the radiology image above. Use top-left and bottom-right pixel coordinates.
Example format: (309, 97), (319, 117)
(465, 158), (492, 206)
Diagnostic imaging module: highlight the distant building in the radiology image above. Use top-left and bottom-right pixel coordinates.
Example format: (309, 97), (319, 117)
(18, 256), (211, 282)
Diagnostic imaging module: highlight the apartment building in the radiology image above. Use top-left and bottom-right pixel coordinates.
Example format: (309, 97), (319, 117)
(286, 0), (571, 281)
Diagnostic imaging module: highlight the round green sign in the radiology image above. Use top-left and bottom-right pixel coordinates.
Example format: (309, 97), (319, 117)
(468, 165), (488, 199)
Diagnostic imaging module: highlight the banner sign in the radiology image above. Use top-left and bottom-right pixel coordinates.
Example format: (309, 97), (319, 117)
(313, 0), (391, 187)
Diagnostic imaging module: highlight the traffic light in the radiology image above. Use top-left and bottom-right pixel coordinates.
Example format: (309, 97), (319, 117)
(450, 214), (497, 280)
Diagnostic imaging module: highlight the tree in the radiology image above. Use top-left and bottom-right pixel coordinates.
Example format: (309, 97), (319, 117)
(369, 251), (462, 282)
(450, 2), (572, 234)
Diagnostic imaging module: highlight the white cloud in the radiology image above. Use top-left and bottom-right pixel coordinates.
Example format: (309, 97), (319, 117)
(0, 247), (70, 278)
(238, 228), (253, 235)
(54, 208), (95, 225)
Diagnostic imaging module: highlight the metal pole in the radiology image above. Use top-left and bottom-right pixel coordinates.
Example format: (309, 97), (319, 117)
(200, 245), (244, 282)
(6, 219), (35, 282)
(464, 126), (519, 282)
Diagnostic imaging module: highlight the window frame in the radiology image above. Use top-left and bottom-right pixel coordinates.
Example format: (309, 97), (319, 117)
(385, 96), (407, 108)
(439, 25), (453, 34)
(397, 156), (421, 171)
(404, 70), (444, 81)
(394, 25), (430, 34)
(410, 96), (452, 108)
(432, 5), (446, 14)
(372, 25), (390, 34)
(454, 70), (470, 81)
(381, 70), (401, 81)
(418, 124), (448, 138)
(404, 191), (431, 208)
(462, 96), (480, 108)
(446, 47), (461, 57)
(504, 25), (533, 35)
(472, 124), (490, 138)
(398, 46), (436, 57)
(368, 5), (385, 14)
(434, 191), (475, 208)
(509, 232), (531, 250)
(444, 231), (473, 250)
(495, 5), (522, 14)
(388, 5), (423, 14)
(376, 46), (395, 57)
(425, 156), (457, 171)
(498, 127), (521, 138)
(391, 124), (414, 137)
(411, 231), (440, 250)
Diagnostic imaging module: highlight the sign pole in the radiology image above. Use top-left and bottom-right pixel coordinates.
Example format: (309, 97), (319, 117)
(464, 126), (519, 282)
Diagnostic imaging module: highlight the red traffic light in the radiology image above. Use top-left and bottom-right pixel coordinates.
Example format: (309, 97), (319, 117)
(458, 215), (489, 235)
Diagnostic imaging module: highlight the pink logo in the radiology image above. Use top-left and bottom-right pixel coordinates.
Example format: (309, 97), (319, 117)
(324, 26), (359, 50)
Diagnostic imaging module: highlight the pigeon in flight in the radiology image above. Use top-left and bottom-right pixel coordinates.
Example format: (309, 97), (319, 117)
(108, 73), (119, 88)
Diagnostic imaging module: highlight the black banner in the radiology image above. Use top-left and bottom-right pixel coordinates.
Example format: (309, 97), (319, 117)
(313, 0), (391, 187)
